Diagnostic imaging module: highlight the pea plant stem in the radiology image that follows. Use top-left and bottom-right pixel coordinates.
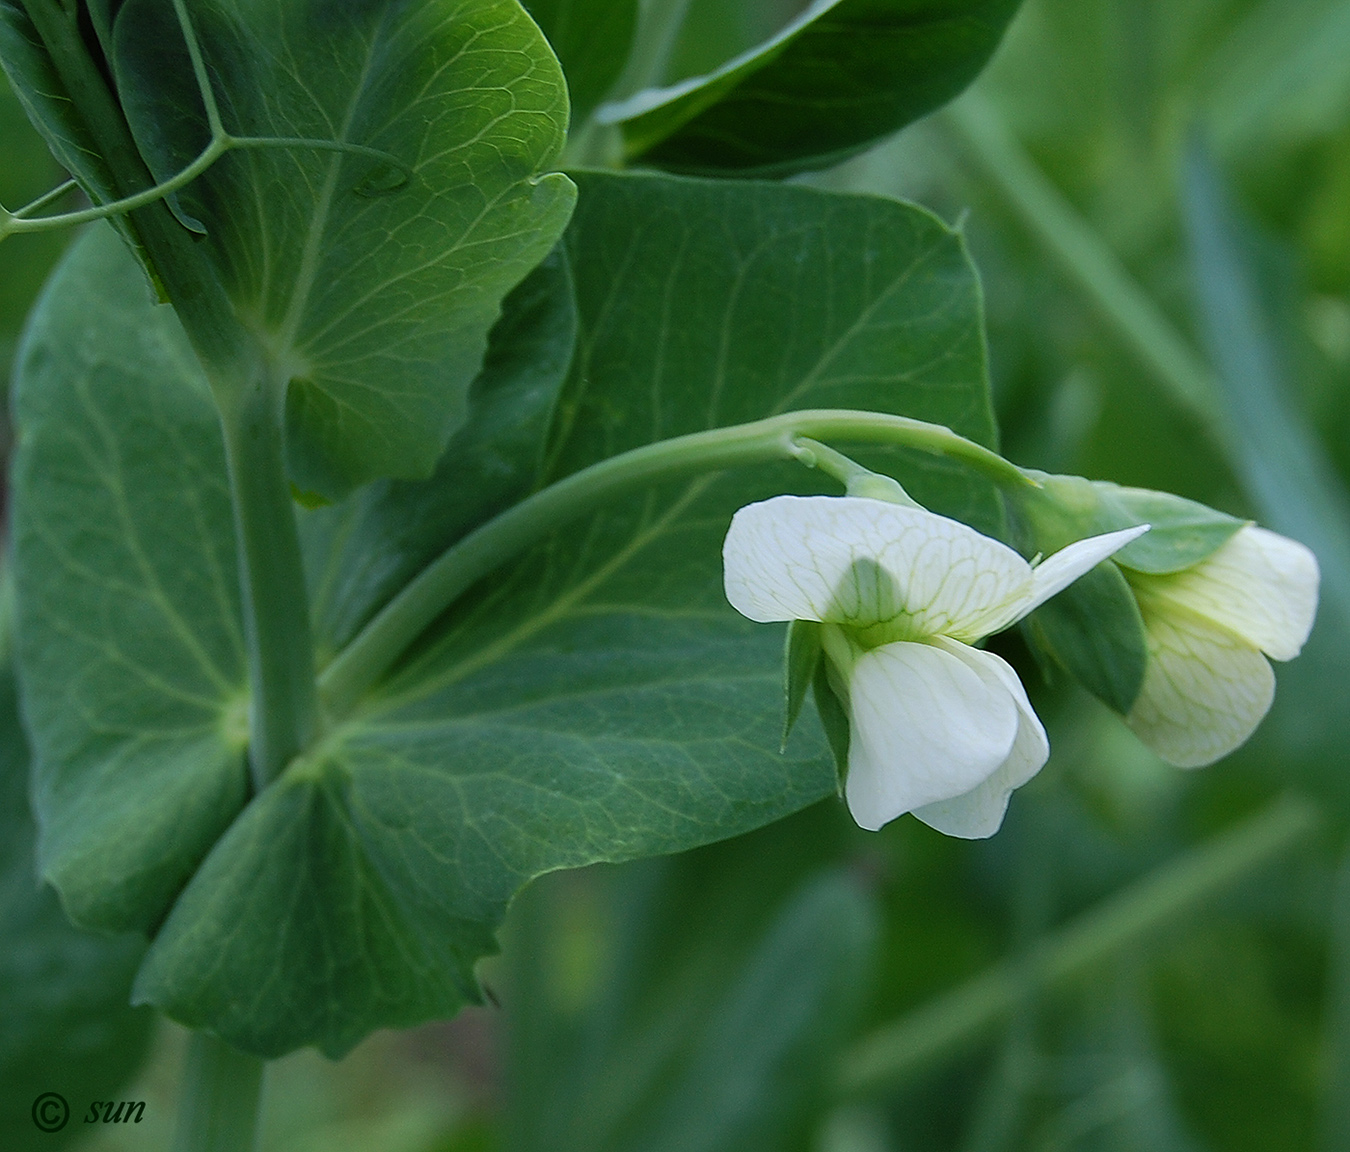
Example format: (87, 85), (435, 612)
(835, 793), (1320, 1098)
(171, 1033), (265, 1152)
(318, 408), (1029, 716)
(217, 381), (319, 790)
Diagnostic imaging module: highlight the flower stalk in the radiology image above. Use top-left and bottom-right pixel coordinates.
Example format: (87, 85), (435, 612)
(319, 409), (1030, 716)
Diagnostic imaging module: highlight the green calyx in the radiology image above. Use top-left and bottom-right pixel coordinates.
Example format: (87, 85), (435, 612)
(1006, 472), (1247, 716)
(1010, 471), (1245, 575)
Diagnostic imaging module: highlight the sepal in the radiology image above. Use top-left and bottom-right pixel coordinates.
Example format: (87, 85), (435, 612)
(783, 619), (823, 751)
(1022, 560), (1149, 714)
(812, 660), (851, 787)
(1011, 472), (1245, 576)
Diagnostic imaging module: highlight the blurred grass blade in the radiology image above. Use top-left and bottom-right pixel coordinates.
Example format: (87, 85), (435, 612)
(1205, 0), (1350, 154)
(1181, 137), (1350, 630)
(943, 93), (1224, 432)
(628, 870), (877, 1152)
(836, 795), (1319, 1098)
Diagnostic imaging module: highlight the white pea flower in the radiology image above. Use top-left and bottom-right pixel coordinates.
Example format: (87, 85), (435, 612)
(723, 495), (1147, 837)
(1123, 525), (1319, 767)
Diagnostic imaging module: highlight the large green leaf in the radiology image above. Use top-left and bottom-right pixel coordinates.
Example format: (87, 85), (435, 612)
(0, 662), (154, 1152)
(134, 172), (998, 1056)
(107, 0), (576, 499)
(11, 225), (249, 937)
(301, 244), (578, 658)
(524, 0), (640, 122)
(599, 0), (1023, 177)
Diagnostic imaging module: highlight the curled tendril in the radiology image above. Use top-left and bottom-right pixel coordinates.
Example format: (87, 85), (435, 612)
(0, 0), (412, 243)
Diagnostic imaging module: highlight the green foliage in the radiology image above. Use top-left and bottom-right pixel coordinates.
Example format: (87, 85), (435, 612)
(508, 804), (874, 1152)
(6, 0), (1349, 1146)
(0, 1), (155, 278)
(603, 0), (1024, 177)
(11, 226), (248, 936)
(12, 168), (998, 1057)
(301, 247), (579, 656)
(108, 0), (577, 499)
(0, 4), (114, 198)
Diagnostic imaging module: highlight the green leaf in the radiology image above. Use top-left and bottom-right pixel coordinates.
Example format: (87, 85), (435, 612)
(108, 0), (577, 499)
(599, 0), (1023, 178)
(524, 0), (640, 122)
(0, 2), (118, 205)
(1023, 561), (1148, 715)
(0, 659), (155, 1152)
(301, 244), (578, 657)
(30, 174), (996, 1058)
(11, 225), (249, 935)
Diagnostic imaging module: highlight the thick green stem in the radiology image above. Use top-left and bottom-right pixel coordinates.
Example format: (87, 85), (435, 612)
(943, 93), (1225, 433)
(172, 1033), (265, 1152)
(218, 381), (318, 789)
(835, 794), (1319, 1099)
(22, 0), (318, 786)
(319, 408), (1027, 715)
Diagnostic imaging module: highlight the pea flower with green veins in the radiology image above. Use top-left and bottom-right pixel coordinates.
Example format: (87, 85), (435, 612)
(723, 495), (1147, 837)
(1122, 524), (1319, 768)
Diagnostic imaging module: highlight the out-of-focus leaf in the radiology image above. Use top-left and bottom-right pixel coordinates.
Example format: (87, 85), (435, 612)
(622, 871), (876, 1152)
(509, 804), (870, 1152)
(600, 0), (1023, 178)
(0, 72), (68, 384)
(0, 659), (154, 1152)
(108, 0), (576, 499)
(1323, 842), (1350, 1152)
(1182, 138), (1350, 781)
(11, 225), (249, 937)
(525, 0), (640, 121)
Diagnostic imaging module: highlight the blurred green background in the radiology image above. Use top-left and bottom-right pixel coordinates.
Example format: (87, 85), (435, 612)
(4, 0), (1350, 1149)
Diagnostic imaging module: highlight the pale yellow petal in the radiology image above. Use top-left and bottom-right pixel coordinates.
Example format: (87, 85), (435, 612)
(1130, 525), (1318, 661)
(1126, 608), (1275, 768)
